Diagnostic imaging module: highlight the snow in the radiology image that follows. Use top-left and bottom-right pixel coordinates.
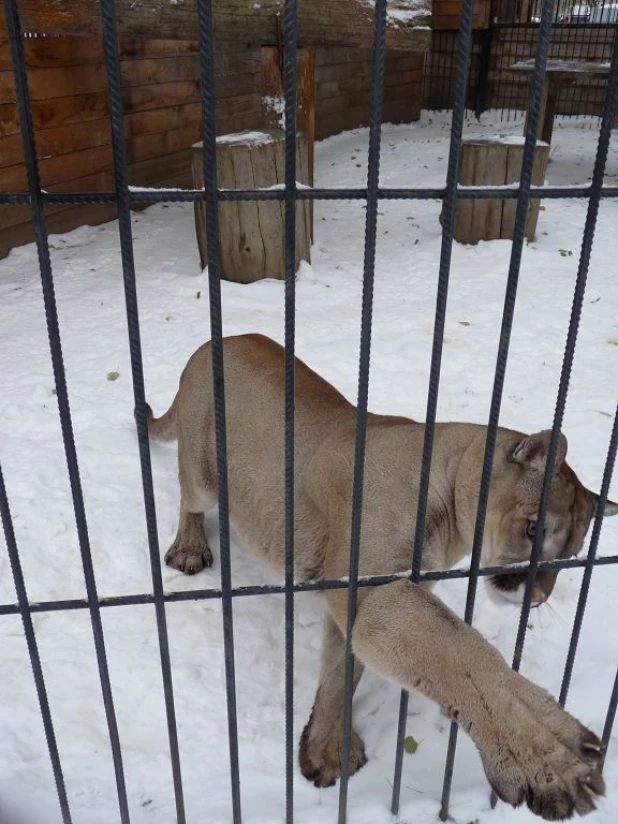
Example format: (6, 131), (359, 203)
(510, 59), (611, 74)
(360, 0), (432, 24)
(468, 135), (549, 146)
(194, 131), (278, 148)
(1, 110), (618, 824)
(263, 95), (286, 130)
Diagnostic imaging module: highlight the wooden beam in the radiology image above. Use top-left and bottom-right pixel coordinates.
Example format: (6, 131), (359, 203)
(2, 0), (430, 51)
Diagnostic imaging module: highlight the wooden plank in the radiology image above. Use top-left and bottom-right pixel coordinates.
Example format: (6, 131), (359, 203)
(125, 96), (263, 141)
(0, 131), (24, 168)
(50, 121), (99, 163)
(0, 112), (204, 172)
(2, 144), (114, 191)
(384, 69), (423, 88)
(124, 102), (201, 138)
(127, 148), (194, 187)
(0, 147), (192, 231)
(0, 37), (101, 71)
(3, 80), (239, 137)
(0, 204), (31, 233)
(119, 39), (200, 61)
(217, 93), (262, 118)
(0, 63), (106, 104)
(0, 103), (22, 137)
(383, 81), (422, 103)
(0, 56), (204, 104)
(121, 80), (200, 113)
(0, 37), (206, 71)
(32, 91), (109, 131)
(0, 68), (15, 105)
(0, 0), (431, 51)
(383, 97), (421, 124)
(315, 104), (370, 139)
(125, 124), (201, 165)
(120, 55), (200, 89)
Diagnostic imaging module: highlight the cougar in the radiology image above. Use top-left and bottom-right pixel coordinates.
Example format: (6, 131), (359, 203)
(146, 333), (617, 820)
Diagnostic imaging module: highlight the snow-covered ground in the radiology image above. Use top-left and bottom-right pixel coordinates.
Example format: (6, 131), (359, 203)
(1, 110), (617, 824)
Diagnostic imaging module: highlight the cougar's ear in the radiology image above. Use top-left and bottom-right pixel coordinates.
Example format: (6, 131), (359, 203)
(510, 429), (568, 473)
(588, 491), (618, 517)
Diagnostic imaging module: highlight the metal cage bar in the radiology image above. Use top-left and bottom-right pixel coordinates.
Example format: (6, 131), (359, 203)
(282, 1), (299, 821)
(2, 552), (618, 618)
(601, 666), (618, 772)
(560, 403), (618, 707)
(2, 1), (130, 821)
(511, 20), (618, 678)
(4, 186), (618, 207)
(337, 3), (388, 822)
(440, 0), (560, 813)
(98, 2), (187, 820)
(196, 0), (242, 820)
(391, 0), (476, 808)
(0, 461), (72, 824)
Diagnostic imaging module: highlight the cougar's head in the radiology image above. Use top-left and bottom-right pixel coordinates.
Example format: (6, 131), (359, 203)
(483, 429), (618, 606)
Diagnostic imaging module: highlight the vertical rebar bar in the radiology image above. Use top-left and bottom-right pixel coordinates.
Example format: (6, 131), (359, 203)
(98, 2), (186, 820)
(337, 2), (387, 823)
(0, 461), (72, 824)
(438, 0), (559, 816)
(390, 0), (476, 810)
(512, 22), (618, 676)
(282, 1), (299, 821)
(2, 1), (130, 820)
(195, 1), (242, 820)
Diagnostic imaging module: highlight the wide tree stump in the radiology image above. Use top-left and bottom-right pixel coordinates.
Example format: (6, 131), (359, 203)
(192, 129), (311, 283)
(444, 137), (549, 244)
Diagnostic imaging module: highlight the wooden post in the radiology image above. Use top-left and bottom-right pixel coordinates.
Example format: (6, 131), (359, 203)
(192, 129), (311, 282)
(502, 140), (549, 241)
(262, 46), (316, 238)
(445, 137), (549, 244)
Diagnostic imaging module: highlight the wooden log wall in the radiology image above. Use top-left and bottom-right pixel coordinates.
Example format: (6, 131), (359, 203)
(1, 38), (426, 259)
(315, 47), (425, 139)
(0, 36), (264, 258)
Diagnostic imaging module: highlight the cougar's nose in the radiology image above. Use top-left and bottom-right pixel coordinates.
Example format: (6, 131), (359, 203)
(531, 585), (548, 607)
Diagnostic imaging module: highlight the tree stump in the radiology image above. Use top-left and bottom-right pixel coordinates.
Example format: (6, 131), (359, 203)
(443, 137), (549, 244)
(192, 129), (311, 283)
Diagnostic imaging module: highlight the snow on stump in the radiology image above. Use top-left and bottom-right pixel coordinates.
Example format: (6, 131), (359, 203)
(192, 129), (311, 283)
(443, 137), (549, 244)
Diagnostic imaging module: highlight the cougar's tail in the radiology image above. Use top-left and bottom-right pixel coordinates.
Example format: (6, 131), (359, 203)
(143, 395), (178, 442)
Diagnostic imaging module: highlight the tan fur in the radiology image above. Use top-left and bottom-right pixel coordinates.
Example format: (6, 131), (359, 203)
(147, 334), (617, 820)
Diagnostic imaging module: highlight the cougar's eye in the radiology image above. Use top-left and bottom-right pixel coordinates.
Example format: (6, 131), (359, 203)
(526, 520), (545, 541)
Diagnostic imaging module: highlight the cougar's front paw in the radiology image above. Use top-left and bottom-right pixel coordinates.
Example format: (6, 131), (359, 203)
(483, 681), (604, 820)
(165, 538), (213, 575)
(299, 716), (367, 788)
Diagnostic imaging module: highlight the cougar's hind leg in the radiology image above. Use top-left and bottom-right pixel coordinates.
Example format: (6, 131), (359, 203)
(164, 428), (217, 575)
(299, 612), (367, 787)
